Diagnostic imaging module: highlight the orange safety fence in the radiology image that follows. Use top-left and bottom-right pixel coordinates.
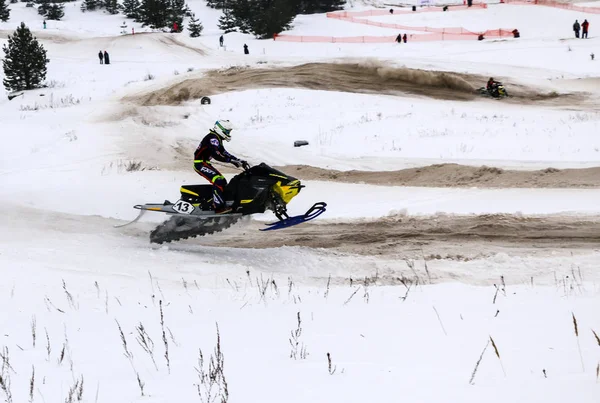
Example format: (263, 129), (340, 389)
(274, 4), (517, 43)
(328, 13), (514, 35)
(273, 29), (516, 43)
(326, 3), (488, 17)
(501, 0), (600, 14)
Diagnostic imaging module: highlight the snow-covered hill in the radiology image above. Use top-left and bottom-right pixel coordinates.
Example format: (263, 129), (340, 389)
(0, 2), (599, 402)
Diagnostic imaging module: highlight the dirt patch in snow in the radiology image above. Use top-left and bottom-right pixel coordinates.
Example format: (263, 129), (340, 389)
(276, 163), (600, 189)
(127, 62), (577, 106)
(192, 213), (600, 258)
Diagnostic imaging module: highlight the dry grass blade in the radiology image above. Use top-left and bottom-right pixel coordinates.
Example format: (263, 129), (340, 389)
(469, 340), (489, 385)
(432, 306), (447, 336)
(571, 313), (584, 371)
(159, 300), (171, 373)
(489, 336), (506, 376)
(29, 366), (34, 403)
(592, 329), (600, 346)
(490, 337), (500, 359)
(326, 352), (336, 375)
(115, 320), (133, 360)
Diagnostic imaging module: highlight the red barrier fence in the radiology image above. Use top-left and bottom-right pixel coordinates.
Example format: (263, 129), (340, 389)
(326, 3), (487, 17)
(274, 4), (516, 43)
(274, 29), (516, 43)
(502, 0), (600, 14)
(328, 13), (514, 36)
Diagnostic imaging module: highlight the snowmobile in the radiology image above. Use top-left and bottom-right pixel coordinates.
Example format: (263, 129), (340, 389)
(477, 82), (509, 98)
(119, 163), (327, 244)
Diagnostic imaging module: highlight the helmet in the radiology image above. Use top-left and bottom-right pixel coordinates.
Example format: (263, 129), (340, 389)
(212, 120), (233, 142)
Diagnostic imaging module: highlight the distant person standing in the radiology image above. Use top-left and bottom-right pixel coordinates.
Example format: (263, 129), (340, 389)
(403, 33), (407, 43)
(573, 20), (580, 38)
(582, 19), (589, 38)
(219, 35), (224, 47)
(243, 44), (249, 54)
(104, 50), (110, 65)
(43, 20), (47, 29)
(98, 50), (104, 64)
(396, 33), (402, 43)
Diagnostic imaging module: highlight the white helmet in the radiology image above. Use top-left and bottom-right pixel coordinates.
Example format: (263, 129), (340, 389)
(212, 120), (233, 142)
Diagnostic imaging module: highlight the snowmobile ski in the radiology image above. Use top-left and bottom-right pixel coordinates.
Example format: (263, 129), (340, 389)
(113, 208), (147, 228)
(260, 202), (327, 231)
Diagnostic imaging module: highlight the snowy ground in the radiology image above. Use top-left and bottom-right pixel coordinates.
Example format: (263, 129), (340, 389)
(1, 1), (600, 402)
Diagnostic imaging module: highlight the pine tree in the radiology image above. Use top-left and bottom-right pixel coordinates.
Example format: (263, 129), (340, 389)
(46, 2), (64, 19)
(217, 6), (237, 33)
(297, 0), (345, 14)
(104, 0), (119, 14)
(187, 13), (203, 37)
(206, 0), (224, 8)
(122, 0), (140, 18)
(169, 0), (186, 31)
(36, 0), (50, 16)
(2, 22), (49, 92)
(80, 0), (97, 11)
(0, 0), (10, 22)
(229, 0), (296, 39)
(138, 0), (170, 28)
(225, 0), (252, 34)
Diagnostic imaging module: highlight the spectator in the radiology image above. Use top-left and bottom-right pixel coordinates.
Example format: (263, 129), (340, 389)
(403, 33), (407, 43)
(43, 20), (46, 29)
(172, 22), (179, 32)
(582, 19), (589, 38)
(104, 50), (110, 65)
(573, 20), (580, 38)
(98, 50), (103, 64)
(243, 44), (249, 54)
(219, 35), (224, 47)
(389, 8), (394, 14)
(396, 33), (402, 43)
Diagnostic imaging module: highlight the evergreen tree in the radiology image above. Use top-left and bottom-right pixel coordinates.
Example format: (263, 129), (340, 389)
(187, 13), (203, 37)
(36, 0), (50, 16)
(217, 5), (237, 33)
(297, 0), (345, 14)
(46, 2), (64, 19)
(226, 0), (252, 33)
(104, 0), (119, 14)
(122, 0), (140, 18)
(169, 0), (186, 31)
(80, 0), (98, 11)
(138, 0), (170, 28)
(2, 22), (49, 92)
(137, 0), (187, 30)
(0, 0), (10, 22)
(228, 0), (296, 39)
(206, 0), (224, 8)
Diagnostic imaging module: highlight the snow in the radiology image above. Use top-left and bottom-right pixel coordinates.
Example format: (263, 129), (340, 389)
(363, 5), (594, 39)
(1, 1), (600, 402)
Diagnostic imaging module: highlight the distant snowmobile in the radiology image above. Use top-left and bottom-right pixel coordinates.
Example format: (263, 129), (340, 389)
(119, 163), (327, 244)
(477, 82), (509, 98)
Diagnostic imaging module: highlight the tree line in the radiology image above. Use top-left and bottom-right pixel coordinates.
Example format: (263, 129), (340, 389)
(215, 0), (346, 39)
(1, 0), (346, 39)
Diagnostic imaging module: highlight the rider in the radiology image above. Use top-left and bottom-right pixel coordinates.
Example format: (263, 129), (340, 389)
(486, 77), (497, 92)
(194, 120), (248, 214)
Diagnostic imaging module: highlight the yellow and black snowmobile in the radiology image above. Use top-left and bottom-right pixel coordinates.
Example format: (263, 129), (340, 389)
(120, 163), (326, 244)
